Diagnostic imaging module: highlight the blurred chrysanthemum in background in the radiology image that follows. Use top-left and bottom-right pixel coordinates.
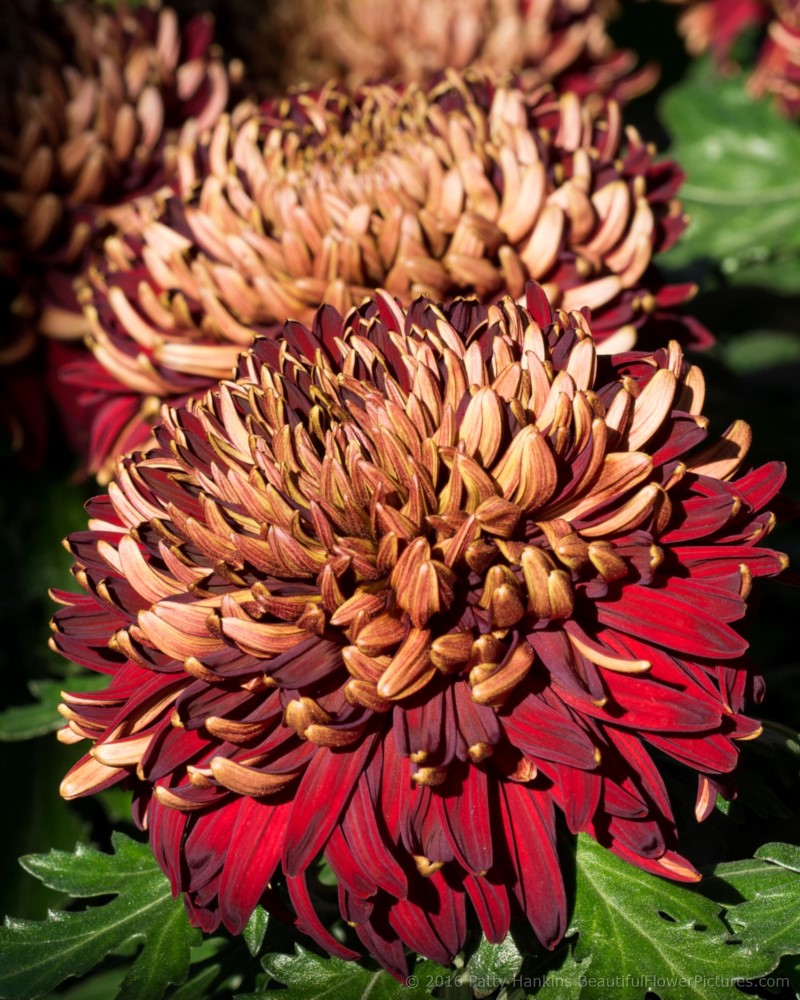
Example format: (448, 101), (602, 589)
(0, 0), (239, 267)
(665, 0), (800, 116)
(0, 0), (241, 461)
(253, 0), (656, 103)
(57, 73), (708, 480)
(52, 284), (786, 977)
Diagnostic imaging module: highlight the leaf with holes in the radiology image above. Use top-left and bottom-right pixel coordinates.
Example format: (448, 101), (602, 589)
(716, 844), (800, 969)
(0, 833), (200, 1000)
(569, 834), (777, 1000)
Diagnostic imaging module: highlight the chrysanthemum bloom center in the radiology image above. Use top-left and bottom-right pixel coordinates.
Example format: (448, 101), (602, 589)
(241, 307), (613, 760)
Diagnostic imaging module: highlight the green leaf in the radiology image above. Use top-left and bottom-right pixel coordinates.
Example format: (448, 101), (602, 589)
(0, 833), (200, 1000)
(718, 330), (800, 377)
(719, 844), (800, 967)
(243, 907), (269, 958)
(0, 676), (107, 742)
(0, 737), (88, 921)
(755, 843), (800, 873)
(55, 967), (129, 1000)
(717, 250), (800, 293)
(169, 964), (223, 1000)
(660, 58), (800, 280)
(465, 934), (524, 998)
(569, 834), (776, 1000)
(244, 945), (437, 999)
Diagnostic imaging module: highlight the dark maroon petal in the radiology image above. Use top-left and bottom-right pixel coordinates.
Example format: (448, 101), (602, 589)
(379, 730), (413, 844)
(286, 873), (361, 960)
(730, 461), (787, 511)
(453, 680), (502, 748)
(341, 779), (407, 899)
(525, 281), (553, 328)
(537, 761), (601, 833)
(338, 884), (373, 925)
(659, 577), (746, 623)
(148, 795), (191, 895)
(220, 798), (293, 934)
(608, 843), (699, 882)
(283, 733), (377, 876)
(674, 545), (787, 579)
(603, 728), (673, 821)
(354, 916), (409, 982)
(592, 670), (724, 733)
(87, 395), (148, 477)
(529, 628), (605, 702)
(185, 806), (235, 892)
(411, 785), (454, 863)
(662, 493), (743, 543)
(650, 414), (711, 466)
(502, 694), (599, 769)
(603, 778), (650, 819)
(437, 764), (493, 875)
(717, 661), (758, 715)
(645, 732), (739, 774)
(499, 782), (566, 949)
(608, 814), (666, 858)
(464, 875), (512, 944)
(185, 877), (223, 933)
(326, 827), (378, 898)
(388, 872), (467, 967)
(51, 632), (126, 673)
(266, 637), (344, 686)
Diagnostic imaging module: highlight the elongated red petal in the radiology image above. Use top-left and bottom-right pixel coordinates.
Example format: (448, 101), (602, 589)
(283, 734), (377, 875)
(437, 765), (493, 875)
(287, 873), (361, 960)
(464, 875), (512, 944)
(220, 798), (293, 933)
(502, 695), (599, 769)
(595, 584), (748, 659)
(499, 782), (566, 949)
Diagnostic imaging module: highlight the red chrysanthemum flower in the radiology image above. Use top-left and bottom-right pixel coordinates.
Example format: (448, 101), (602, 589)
(58, 75), (708, 481)
(255, 0), (656, 105)
(53, 284), (786, 977)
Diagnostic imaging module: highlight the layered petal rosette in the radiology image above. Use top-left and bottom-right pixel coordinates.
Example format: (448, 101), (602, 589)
(257, 0), (655, 104)
(64, 75), (707, 480)
(53, 285), (786, 977)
